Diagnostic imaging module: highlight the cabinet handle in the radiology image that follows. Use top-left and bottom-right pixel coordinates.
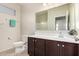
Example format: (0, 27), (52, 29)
(57, 44), (60, 47)
(62, 45), (64, 47)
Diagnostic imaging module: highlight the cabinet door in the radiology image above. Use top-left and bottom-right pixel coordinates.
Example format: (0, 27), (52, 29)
(62, 42), (75, 56)
(77, 44), (79, 56)
(34, 38), (45, 56)
(46, 40), (60, 56)
(28, 37), (35, 56)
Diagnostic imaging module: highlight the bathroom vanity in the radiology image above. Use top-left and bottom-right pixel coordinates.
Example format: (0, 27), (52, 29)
(28, 3), (79, 56)
(28, 35), (79, 56)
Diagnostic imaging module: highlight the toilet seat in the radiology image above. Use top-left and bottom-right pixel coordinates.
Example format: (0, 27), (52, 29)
(14, 41), (25, 47)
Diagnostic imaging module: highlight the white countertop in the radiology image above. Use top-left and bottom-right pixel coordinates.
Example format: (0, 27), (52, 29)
(29, 34), (79, 44)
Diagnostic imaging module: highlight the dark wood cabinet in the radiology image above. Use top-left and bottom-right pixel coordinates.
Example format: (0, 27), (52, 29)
(28, 37), (78, 56)
(77, 44), (79, 56)
(46, 40), (76, 56)
(61, 42), (75, 56)
(28, 37), (34, 56)
(28, 37), (45, 56)
(34, 39), (45, 56)
(46, 40), (59, 56)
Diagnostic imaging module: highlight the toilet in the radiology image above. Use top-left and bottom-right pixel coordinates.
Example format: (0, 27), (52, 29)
(14, 35), (28, 53)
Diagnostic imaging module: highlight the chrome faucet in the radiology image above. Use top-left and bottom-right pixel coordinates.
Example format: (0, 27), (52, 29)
(74, 36), (79, 41)
(72, 35), (79, 41)
(59, 31), (63, 38)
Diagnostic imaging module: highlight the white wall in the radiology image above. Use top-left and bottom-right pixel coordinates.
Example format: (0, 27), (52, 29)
(74, 4), (79, 30)
(67, 3), (79, 35)
(21, 3), (66, 35)
(73, 3), (79, 35)
(69, 4), (76, 30)
(0, 3), (21, 51)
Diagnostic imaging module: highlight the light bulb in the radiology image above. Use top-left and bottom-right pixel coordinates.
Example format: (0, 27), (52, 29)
(41, 22), (46, 25)
(43, 3), (47, 6)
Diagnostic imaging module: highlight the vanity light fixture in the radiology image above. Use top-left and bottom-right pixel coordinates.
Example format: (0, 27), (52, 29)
(41, 22), (46, 25)
(43, 3), (47, 6)
(43, 3), (53, 6)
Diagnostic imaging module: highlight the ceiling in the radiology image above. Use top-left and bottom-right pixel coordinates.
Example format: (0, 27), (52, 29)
(18, 3), (67, 12)
(19, 3), (60, 7)
(19, 3), (43, 7)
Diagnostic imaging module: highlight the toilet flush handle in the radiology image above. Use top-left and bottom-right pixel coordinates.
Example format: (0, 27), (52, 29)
(8, 37), (12, 40)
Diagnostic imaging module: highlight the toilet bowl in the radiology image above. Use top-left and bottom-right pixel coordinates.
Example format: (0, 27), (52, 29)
(21, 35), (28, 50)
(13, 35), (28, 53)
(14, 41), (25, 47)
(14, 41), (25, 53)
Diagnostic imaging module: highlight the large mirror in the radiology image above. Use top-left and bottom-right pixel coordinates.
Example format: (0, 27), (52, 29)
(36, 11), (48, 30)
(36, 3), (76, 31)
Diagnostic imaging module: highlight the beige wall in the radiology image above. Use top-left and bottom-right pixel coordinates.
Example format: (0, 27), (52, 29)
(0, 3), (21, 51)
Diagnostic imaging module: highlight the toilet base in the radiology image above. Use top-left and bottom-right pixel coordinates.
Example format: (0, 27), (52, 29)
(15, 45), (25, 53)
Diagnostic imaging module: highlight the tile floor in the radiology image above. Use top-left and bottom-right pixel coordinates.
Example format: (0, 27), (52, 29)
(0, 48), (29, 56)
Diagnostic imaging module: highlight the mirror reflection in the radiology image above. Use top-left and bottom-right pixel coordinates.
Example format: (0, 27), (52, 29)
(36, 4), (71, 31)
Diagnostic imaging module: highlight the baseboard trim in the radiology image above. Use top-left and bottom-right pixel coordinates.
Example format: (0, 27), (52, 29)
(0, 47), (14, 53)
